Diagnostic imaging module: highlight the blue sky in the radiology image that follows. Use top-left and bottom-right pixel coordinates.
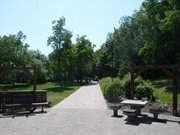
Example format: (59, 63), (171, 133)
(0, 0), (144, 55)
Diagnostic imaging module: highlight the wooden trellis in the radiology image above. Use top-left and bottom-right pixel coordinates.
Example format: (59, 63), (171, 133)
(129, 64), (179, 116)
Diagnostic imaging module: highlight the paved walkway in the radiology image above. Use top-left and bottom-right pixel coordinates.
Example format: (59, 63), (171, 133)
(52, 83), (107, 110)
(0, 84), (180, 135)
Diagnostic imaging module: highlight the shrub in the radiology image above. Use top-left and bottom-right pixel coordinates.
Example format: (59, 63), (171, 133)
(99, 77), (113, 95)
(134, 76), (144, 86)
(99, 77), (126, 102)
(135, 82), (154, 100)
(134, 77), (154, 100)
(99, 75), (154, 102)
(105, 81), (125, 102)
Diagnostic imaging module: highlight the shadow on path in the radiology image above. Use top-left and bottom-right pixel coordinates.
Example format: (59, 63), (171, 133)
(124, 115), (180, 126)
(0, 110), (46, 119)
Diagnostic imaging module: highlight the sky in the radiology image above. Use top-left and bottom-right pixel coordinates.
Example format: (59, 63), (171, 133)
(0, 0), (144, 55)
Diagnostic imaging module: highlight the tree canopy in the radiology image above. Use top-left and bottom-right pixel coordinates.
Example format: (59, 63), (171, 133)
(1, 0), (180, 82)
(96, 0), (180, 78)
(47, 17), (95, 82)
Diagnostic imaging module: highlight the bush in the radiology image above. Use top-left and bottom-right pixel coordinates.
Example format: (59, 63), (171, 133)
(134, 76), (144, 86)
(134, 76), (154, 100)
(121, 74), (130, 95)
(99, 75), (154, 102)
(136, 82), (154, 100)
(99, 77), (113, 95)
(99, 77), (126, 102)
(105, 81), (125, 102)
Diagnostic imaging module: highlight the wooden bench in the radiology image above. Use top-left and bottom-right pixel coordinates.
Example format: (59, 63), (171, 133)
(1, 91), (48, 113)
(31, 91), (48, 112)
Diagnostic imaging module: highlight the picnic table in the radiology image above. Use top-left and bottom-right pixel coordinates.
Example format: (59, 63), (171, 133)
(120, 99), (148, 116)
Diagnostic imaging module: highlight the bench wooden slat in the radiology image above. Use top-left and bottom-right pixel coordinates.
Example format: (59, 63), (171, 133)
(32, 102), (48, 106)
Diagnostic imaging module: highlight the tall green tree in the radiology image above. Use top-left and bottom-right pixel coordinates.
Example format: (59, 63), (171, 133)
(97, 0), (180, 78)
(138, 0), (180, 64)
(47, 17), (76, 81)
(0, 31), (29, 65)
(75, 35), (94, 82)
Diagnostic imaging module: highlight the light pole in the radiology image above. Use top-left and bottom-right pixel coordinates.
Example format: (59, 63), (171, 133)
(112, 43), (114, 82)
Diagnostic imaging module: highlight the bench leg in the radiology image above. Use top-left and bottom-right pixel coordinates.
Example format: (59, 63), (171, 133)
(30, 107), (37, 113)
(153, 113), (158, 119)
(113, 109), (118, 117)
(41, 106), (44, 112)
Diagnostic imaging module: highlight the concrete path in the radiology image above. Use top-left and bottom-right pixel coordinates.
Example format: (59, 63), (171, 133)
(52, 83), (107, 110)
(0, 83), (180, 135)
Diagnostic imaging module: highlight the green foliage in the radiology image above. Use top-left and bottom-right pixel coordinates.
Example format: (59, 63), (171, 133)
(105, 81), (125, 102)
(119, 75), (154, 100)
(100, 75), (154, 102)
(130, 75), (154, 100)
(99, 77), (114, 95)
(138, 0), (180, 64)
(47, 17), (95, 82)
(0, 32), (48, 84)
(0, 31), (29, 65)
(75, 35), (94, 81)
(47, 17), (72, 50)
(99, 77), (125, 102)
(28, 50), (48, 83)
(135, 80), (154, 100)
(94, 47), (115, 78)
(96, 0), (180, 78)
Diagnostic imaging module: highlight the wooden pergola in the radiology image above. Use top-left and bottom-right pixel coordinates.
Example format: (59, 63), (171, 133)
(0, 64), (38, 91)
(129, 64), (179, 116)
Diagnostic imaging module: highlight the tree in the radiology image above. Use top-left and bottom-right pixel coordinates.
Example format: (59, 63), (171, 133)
(47, 17), (76, 82)
(28, 50), (48, 83)
(97, 0), (180, 78)
(47, 17), (72, 50)
(75, 35), (94, 82)
(0, 31), (36, 84)
(97, 16), (144, 78)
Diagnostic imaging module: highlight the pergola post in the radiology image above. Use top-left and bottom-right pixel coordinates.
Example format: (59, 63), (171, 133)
(130, 64), (135, 99)
(33, 65), (37, 91)
(172, 69), (178, 116)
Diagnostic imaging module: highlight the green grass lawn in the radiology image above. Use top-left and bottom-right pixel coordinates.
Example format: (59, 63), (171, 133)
(0, 82), (80, 107)
(151, 79), (180, 105)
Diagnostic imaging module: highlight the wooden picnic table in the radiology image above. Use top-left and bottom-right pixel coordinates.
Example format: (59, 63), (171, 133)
(120, 99), (148, 116)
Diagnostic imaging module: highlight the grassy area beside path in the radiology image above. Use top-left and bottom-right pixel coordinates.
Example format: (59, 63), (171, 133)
(0, 82), (81, 107)
(99, 77), (180, 105)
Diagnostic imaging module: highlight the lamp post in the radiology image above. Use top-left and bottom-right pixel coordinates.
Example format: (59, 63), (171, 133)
(33, 65), (37, 91)
(112, 42), (114, 82)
